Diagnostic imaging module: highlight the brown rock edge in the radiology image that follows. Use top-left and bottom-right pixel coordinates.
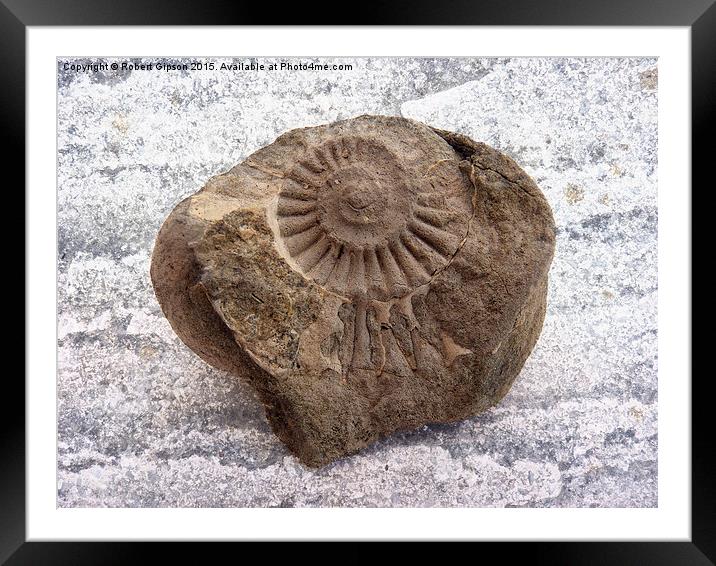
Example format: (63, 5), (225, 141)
(150, 115), (556, 467)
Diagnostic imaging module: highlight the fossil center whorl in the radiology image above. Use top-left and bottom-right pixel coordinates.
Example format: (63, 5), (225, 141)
(276, 135), (467, 302)
(319, 160), (414, 248)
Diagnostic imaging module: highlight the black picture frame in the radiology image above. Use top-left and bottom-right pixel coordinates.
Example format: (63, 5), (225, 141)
(8, 0), (710, 561)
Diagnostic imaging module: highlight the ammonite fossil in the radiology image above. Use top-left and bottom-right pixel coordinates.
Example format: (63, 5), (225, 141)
(151, 115), (556, 466)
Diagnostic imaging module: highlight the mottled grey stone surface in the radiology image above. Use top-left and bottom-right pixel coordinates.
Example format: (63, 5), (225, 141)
(57, 57), (657, 507)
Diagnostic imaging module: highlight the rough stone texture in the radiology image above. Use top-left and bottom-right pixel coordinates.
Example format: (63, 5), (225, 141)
(58, 57), (657, 506)
(151, 116), (555, 466)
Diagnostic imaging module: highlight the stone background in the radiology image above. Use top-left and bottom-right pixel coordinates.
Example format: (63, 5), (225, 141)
(57, 57), (658, 507)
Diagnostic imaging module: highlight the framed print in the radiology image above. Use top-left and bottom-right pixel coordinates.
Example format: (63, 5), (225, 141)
(9, 0), (711, 561)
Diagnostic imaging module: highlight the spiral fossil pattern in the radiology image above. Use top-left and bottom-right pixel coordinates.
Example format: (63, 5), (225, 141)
(275, 133), (474, 378)
(276, 135), (466, 303)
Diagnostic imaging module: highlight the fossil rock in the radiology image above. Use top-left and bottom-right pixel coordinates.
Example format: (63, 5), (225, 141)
(151, 115), (556, 467)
